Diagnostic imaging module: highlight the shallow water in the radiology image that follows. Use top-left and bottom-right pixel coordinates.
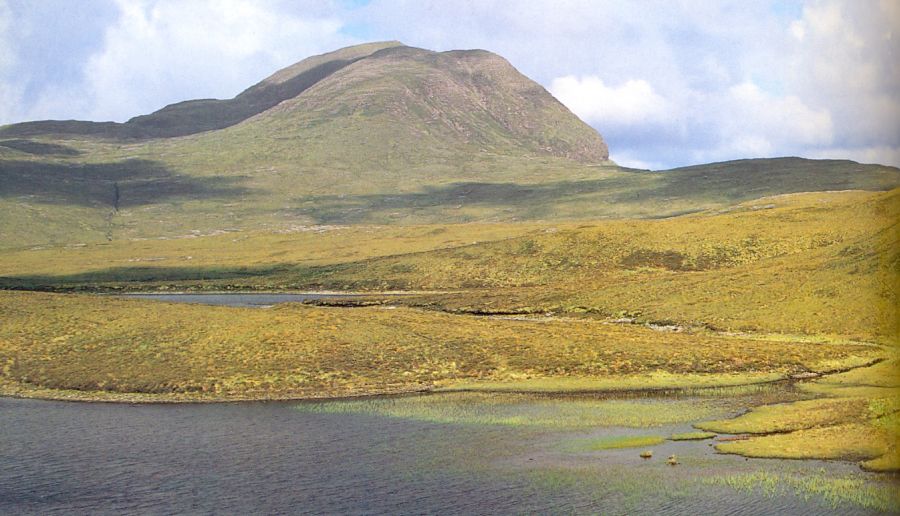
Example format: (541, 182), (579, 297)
(2, 391), (894, 515)
(120, 292), (366, 307)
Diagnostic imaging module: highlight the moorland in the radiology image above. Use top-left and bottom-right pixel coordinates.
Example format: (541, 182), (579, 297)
(1, 42), (898, 480)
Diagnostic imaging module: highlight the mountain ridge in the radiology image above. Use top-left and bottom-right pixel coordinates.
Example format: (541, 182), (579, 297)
(0, 41), (609, 163)
(0, 41), (404, 139)
(1, 42), (898, 249)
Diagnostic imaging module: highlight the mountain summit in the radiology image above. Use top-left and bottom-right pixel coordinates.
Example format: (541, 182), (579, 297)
(3, 42), (897, 249)
(1, 42), (609, 163)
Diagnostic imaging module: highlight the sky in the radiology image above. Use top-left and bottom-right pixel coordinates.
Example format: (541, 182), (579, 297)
(1, 0), (898, 169)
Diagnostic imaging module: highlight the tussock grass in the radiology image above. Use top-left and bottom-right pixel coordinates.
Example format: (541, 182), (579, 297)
(696, 397), (875, 434)
(6, 188), (894, 341)
(0, 290), (879, 401)
(668, 431), (716, 441)
(0, 223), (542, 279)
(439, 373), (788, 393)
(573, 435), (666, 451)
(698, 358), (900, 471)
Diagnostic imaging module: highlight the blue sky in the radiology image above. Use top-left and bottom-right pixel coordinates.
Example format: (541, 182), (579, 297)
(1, 0), (898, 169)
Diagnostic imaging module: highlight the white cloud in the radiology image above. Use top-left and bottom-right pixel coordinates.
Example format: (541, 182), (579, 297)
(790, 20), (806, 41)
(2, 0), (898, 168)
(78, 0), (355, 121)
(788, 1), (900, 148)
(549, 75), (673, 127)
(0, 1), (12, 71)
(0, 0), (23, 124)
(806, 145), (900, 166)
(1, 0), (357, 124)
(0, 81), (24, 126)
(357, 0), (899, 167)
(727, 81), (833, 146)
(608, 152), (666, 171)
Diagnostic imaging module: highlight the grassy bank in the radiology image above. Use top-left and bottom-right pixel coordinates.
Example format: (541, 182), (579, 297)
(0, 290), (882, 402)
(697, 358), (900, 472)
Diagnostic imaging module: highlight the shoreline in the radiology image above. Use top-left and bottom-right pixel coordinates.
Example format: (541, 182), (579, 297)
(1, 357), (883, 405)
(0, 381), (434, 405)
(4, 355), (894, 471)
(110, 289), (455, 296)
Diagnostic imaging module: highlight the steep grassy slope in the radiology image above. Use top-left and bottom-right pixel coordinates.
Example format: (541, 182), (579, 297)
(227, 45), (609, 163)
(2, 43), (898, 248)
(0, 43), (608, 161)
(0, 42), (404, 139)
(0, 41), (612, 247)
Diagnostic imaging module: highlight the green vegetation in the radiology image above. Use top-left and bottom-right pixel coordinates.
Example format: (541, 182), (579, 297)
(0, 290), (880, 401)
(1, 42), (619, 248)
(704, 470), (900, 512)
(697, 357), (900, 471)
(668, 431), (716, 441)
(0, 223), (545, 280)
(5, 188), (895, 342)
(284, 188), (897, 340)
(696, 397), (878, 434)
(1, 43), (896, 251)
(299, 393), (728, 428)
(572, 435), (665, 451)
(2, 149), (896, 249)
(439, 373), (787, 393)
(1, 41), (897, 486)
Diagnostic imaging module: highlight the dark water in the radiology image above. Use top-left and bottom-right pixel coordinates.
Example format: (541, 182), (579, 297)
(1, 395), (892, 515)
(120, 293), (367, 307)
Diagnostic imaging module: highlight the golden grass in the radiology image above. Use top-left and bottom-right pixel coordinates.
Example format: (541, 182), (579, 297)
(439, 372), (787, 393)
(6, 188), (892, 342)
(812, 357), (900, 388)
(696, 397), (873, 434)
(699, 357), (900, 471)
(0, 223), (544, 277)
(0, 187), (894, 353)
(382, 189), (900, 340)
(574, 435), (666, 451)
(861, 449), (900, 472)
(0, 290), (881, 401)
(668, 431), (716, 441)
(715, 423), (890, 462)
(1, 188), (896, 475)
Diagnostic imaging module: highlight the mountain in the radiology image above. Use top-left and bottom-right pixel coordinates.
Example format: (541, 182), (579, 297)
(0, 41), (408, 139)
(0, 41), (608, 162)
(1, 42), (898, 250)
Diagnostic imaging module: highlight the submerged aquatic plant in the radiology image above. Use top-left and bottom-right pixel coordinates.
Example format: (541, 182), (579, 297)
(297, 392), (727, 429)
(569, 435), (666, 451)
(704, 470), (900, 512)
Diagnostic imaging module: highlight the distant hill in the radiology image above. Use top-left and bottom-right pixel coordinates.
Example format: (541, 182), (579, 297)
(0, 41), (608, 162)
(0, 42), (406, 139)
(2, 188), (896, 340)
(1, 42), (899, 249)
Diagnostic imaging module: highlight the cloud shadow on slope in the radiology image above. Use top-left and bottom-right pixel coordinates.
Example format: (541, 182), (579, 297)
(0, 159), (253, 208)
